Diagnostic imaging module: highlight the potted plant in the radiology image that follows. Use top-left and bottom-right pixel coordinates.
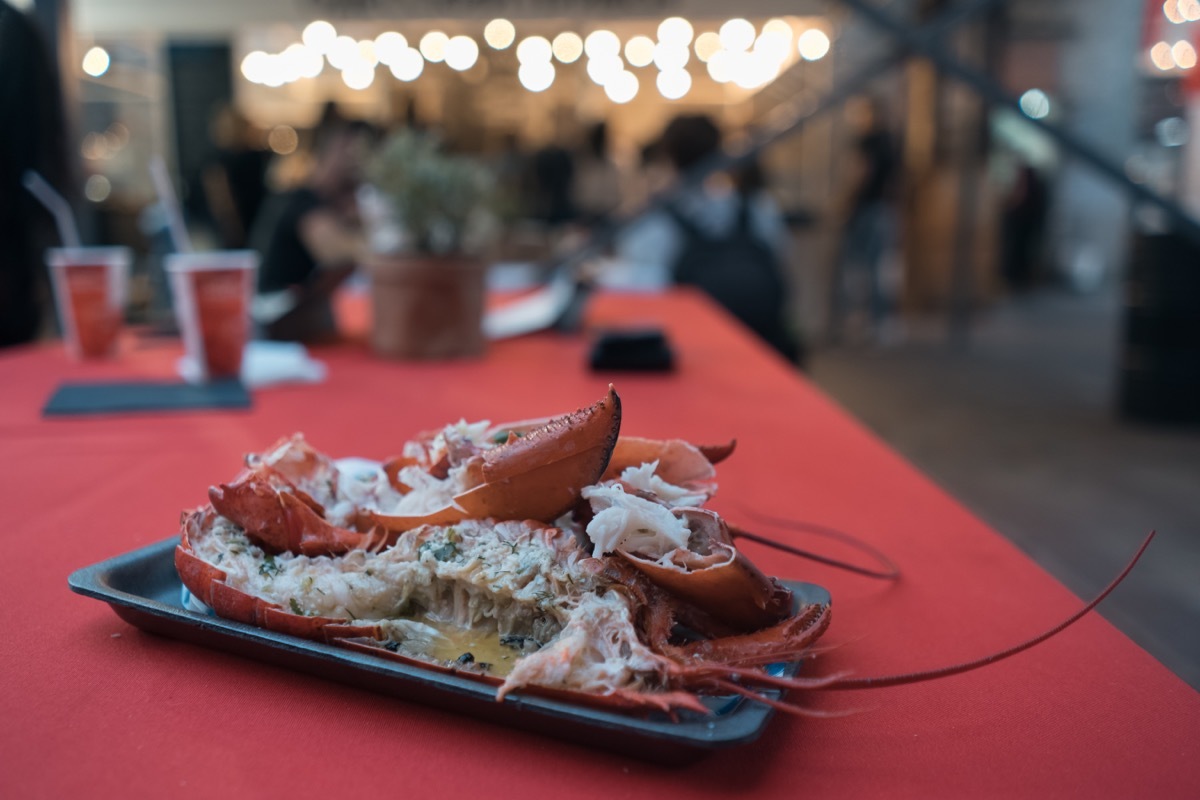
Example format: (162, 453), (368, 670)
(364, 130), (495, 359)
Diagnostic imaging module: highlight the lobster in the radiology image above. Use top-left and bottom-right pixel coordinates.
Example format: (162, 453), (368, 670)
(175, 387), (1152, 718)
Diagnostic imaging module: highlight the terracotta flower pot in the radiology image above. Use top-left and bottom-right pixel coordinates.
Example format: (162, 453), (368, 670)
(368, 254), (485, 359)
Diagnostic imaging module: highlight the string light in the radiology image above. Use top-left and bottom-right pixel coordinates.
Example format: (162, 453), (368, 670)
(719, 19), (756, 53)
(389, 48), (424, 81)
(419, 31), (449, 63)
(657, 17), (694, 47)
(656, 68), (691, 100)
(798, 29), (831, 61)
(584, 30), (621, 60)
(302, 21), (337, 54)
(694, 31), (722, 63)
(517, 36), (552, 64)
(484, 19), (516, 49)
(518, 61), (555, 92)
(375, 32), (407, 66)
(604, 70), (639, 103)
(82, 46), (110, 77)
(552, 32), (583, 63)
(444, 36), (480, 71)
(625, 36), (655, 68)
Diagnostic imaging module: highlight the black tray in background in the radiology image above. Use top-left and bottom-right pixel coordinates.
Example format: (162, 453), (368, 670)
(68, 537), (829, 764)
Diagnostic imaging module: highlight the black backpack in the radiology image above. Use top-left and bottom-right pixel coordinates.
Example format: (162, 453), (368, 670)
(667, 197), (800, 363)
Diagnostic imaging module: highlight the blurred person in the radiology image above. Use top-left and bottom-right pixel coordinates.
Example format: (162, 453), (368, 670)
(616, 114), (799, 362)
(201, 105), (270, 249)
(250, 118), (376, 342)
(829, 95), (900, 344)
(529, 142), (575, 227)
(572, 121), (622, 226)
(0, 1), (69, 348)
(1001, 163), (1049, 293)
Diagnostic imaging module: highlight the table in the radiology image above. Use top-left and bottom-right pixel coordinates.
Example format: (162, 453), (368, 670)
(2, 291), (1197, 798)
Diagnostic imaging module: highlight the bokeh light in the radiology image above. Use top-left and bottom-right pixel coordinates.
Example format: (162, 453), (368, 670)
(518, 61), (555, 92)
(604, 70), (639, 103)
(303, 21), (337, 53)
(552, 32), (584, 63)
(484, 19), (516, 50)
(326, 36), (359, 70)
(694, 31), (722, 63)
(82, 46), (110, 77)
(419, 31), (449, 63)
(625, 36), (655, 68)
(342, 64), (376, 90)
(389, 48), (424, 81)
(798, 29), (831, 61)
(585, 30), (621, 59)
(268, 125), (299, 155)
(517, 36), (552, 64)
(445, 36), (480, 71)
(1018, 88), (1050, 119)
(375, 32), (408, 66)
(719, 19), (756, 53)
(656, 68), (691, 100)
(658, 17), (694, 47)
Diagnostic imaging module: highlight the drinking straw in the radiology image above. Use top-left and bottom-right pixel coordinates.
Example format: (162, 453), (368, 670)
(149, 155), (194, 253)
(22, 170), (81, 248)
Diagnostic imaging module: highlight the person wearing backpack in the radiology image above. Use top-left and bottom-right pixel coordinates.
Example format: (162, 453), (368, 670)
(615, 115), (801, 364)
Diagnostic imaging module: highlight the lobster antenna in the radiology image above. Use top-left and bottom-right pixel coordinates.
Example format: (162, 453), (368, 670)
(823, 531), (1155, 690)
(727, 505), (901, 580)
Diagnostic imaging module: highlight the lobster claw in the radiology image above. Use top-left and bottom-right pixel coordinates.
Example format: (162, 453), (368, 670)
(616, 508), (793, 632)
(370, 387), (622, 532)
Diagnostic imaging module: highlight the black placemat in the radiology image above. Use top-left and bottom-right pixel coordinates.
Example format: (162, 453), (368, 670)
(43, 379), (251, 417)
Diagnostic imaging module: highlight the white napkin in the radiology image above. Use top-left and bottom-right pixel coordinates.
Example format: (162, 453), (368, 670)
(177, 340), (327, 388)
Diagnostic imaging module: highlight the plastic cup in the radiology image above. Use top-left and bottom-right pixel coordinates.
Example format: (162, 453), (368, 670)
(47, 246), (131, 359)
(166, 251), (258, 382)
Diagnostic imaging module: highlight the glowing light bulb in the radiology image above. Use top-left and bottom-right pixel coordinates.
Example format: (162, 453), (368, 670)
(657, 17), (694, 47)
(798, 29), (831, 61)
(1151, 41), (1175, 70)
(420, 31), (449, 63)
(586, 55), (623, 86)
(1174, 39), (1197, 68)
(484, 19), (516, 50)
(552, 32), (583, 63)
(82, 46), (110, 77)
(656, 68), (691, 100)
(303, 21), (337, 54)
(604, 70), (639, 103)
(375, 32), (408, 66)
(1019, 88), (1050, 119)
(518, 61), (555, 92)
(585, 30), (620, 59)
(326, 36), (358, 70)
(694, 31), (722, 63)
(342, 64), (375, 90)
(389, 48), (424, 81)
(707, 50), (733, 83)
(719, 19), (755, 53)
(445, 36), (479, 71)
(517, 36), (552, 64)
(625, 36), (655, 68)
(653, 41), (689, 71)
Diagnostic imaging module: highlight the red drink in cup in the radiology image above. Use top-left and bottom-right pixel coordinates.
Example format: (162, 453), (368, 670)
(166, 252), (258, 381)
(47, 247), (131, 359)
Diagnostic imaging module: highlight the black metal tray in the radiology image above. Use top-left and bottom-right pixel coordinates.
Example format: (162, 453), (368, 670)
(69, 537), (828, 764)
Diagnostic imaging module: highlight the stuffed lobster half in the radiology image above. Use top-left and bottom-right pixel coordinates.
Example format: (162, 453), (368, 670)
(176, 387), (1151, 716)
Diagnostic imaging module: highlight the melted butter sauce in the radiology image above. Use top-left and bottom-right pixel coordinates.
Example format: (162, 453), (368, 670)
(418, 619), (521, 677)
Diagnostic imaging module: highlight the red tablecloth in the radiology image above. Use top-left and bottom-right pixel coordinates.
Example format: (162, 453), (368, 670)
(2, 291), (1197, 798)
